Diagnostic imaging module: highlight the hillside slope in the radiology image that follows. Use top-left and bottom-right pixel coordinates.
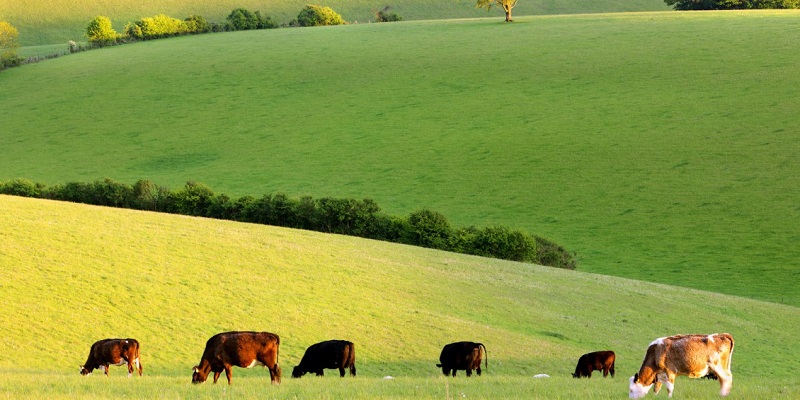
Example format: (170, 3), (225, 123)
(2, 0), (670, 46)
(1, 195), (798, 387)
(1, 12), (798, 306)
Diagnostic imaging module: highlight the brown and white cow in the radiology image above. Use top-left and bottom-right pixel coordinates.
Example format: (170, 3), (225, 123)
(436, 341), (487, 377)
(80, 338), (143, 377)
(192, 331), (281, 385)
(572, 350), (615, 378)
(629, 333), (734, 398)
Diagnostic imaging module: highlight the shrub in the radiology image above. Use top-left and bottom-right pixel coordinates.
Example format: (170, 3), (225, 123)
(472, 226), (537, 262)
(184, 15), (210, 34)
(0, 178), (44, 197)
(86, 16), (117, 46)
(535, 236), (577, 270)
(127, 14), (187, 40)
(407, 209), (453, 250)
(227, 8), (260, 31)
(297, 5), (346, 27)
(376, 7), (403, 22)
(168, 181), (216, 216)
(0, 21), (21, 69)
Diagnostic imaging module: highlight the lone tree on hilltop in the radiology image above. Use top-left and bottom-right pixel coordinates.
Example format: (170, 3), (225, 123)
(476, 0), (519, 22)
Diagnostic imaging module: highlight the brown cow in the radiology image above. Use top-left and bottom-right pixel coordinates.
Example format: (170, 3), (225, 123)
(191, 331), (281, 385)
(292, 340), (356, 378)
(629, 333), (734, 398)
(80, 338), (143, 377)
(436, 341), (487, 377)
(572, 350), (615, 378)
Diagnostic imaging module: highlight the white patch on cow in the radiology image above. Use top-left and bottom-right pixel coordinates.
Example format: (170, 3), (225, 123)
(246, 359), (265, 368)
(707, 334), (715, 343)
(665, 379), (675, 396)
(629, 376), (652, 399)
(135, 358), (141, 369)
(649, 337), (665, 347)
(112, 359), (127, 367)
(533, 374), (550, 378)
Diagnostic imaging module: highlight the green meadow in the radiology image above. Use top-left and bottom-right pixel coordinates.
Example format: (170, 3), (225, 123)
(1, 11), (798, 306)
(1, 0), (669, 46)
(1, 195), (798, 399)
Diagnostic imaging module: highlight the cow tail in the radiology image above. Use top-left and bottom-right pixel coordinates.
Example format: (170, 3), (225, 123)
(726, 333), (734, 370)
(479, 343), (488, 371)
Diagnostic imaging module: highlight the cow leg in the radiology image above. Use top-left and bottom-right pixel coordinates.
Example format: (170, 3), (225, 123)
(350, 364), (356, 377)
(603, 367), (609, 378)
(127, 361), (134, 378)
(708, 364), (733, 396)
(102, 364), (109, 377)
(476, 366), (482, 376)
(213, 370), (221, 383)
(610, 364), (615, 378)
(339, 367), (346, 377)
(224, 365), (233, 385)
(451, 369), (457, 377)
(466, 369), (472, 377)
(316, 369), (324, 376)
(664, 373), (676, 397)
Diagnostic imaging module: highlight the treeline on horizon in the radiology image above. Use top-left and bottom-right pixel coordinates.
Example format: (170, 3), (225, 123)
(0, 178), (576, 270)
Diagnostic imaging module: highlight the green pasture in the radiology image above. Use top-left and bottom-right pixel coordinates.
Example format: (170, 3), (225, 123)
(0, 195), (798, 399)
(1, 11), (798, 306)
(1, 0), (669, 46)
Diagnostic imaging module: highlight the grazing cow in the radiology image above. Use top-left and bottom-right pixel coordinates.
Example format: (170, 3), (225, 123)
(292, 340), (356, 378)
(572, 350), (616, 378)
(436, 341), (487, 377)
(191, 331), (282, 385)
(80, 338), (143, 377)
(629, 333), (734, 398)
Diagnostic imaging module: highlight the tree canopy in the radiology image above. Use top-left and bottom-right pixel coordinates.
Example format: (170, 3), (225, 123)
(0, 21), (21, 69)
(86, 16), (117, 45)
(665, 0), (799, 9)
(476, 0), (519, 22)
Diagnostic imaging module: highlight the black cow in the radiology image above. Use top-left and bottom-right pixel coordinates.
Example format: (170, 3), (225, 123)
(292, 340), (356, 378)
(572, 350), (616, 378)
(436, 341), (487, 377)
(191, 331), (281, 385)
(80, 338), (143, 377)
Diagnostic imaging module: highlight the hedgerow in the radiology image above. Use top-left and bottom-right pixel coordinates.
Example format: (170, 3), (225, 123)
(0, 178), (577, 269)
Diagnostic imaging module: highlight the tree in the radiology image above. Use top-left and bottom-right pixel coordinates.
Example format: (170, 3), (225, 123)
(227, 8), (260, 31)
(0, 21), (21, 68)
(665, 0), (800, 9)
(476, 0), (519, 22)
(86, 16), (117, 46)
(297, 5), (346, 27)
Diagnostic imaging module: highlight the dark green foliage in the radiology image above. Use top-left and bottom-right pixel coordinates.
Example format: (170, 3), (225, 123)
(0, 178), (45, 197)
(297, 5), (346, 27)
(0, 178), (577, 269)
(472, 226), (537, 263)
(227, 8), (260, 30)
(376, 7), (403, 22)
(665, 0), (799, 9)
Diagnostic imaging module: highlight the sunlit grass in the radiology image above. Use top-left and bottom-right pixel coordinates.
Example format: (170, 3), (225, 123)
(0, 195), (798, 398)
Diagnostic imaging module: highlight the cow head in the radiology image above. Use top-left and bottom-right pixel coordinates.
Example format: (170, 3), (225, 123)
(79, 365), (92, 375)
(629, 373), (653, 399)
(291, 366), (306, 378)
(191, 365), (208, 384)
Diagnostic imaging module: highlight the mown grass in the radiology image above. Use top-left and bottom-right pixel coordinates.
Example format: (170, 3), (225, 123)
(0, 0), (669, 46)
(1, 12), (798, 306)
(1, 195), (799, 399)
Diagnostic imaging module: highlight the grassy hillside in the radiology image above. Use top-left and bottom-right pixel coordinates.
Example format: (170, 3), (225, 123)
(0, 195), (798, 399)
(2, 0), (670, 46)
(1, 12), (797, 306)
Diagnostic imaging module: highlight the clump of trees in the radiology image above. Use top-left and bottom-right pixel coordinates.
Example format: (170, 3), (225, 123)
(296, 5), (347, 27)
(0, 21), (21, 69)
(376, 6), (403, 22)
(665, 0), (799, 9)
(0, 178), (577, 269)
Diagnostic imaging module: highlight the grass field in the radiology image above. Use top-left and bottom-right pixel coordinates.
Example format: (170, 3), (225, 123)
(1, 195), (798, 399)
(1, 0), (669, 46)
(1, 11), (798, 306)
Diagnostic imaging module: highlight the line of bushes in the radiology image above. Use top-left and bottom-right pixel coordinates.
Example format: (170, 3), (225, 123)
(0, 178), (576, 269)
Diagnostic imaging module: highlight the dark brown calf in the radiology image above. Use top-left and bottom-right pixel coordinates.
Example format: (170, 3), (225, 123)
(572, 350), (615, 378)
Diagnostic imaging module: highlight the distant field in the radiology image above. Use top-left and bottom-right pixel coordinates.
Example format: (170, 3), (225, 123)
(1, 195), (798, 399)
(1, 0), (669, 46)
(1, 11), (797, 306)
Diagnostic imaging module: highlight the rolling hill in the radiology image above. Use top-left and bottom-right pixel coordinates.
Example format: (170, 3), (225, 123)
(1, 194), (798, 398)
(1, 12), (797, 306)
(2, 0), (670, 46)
